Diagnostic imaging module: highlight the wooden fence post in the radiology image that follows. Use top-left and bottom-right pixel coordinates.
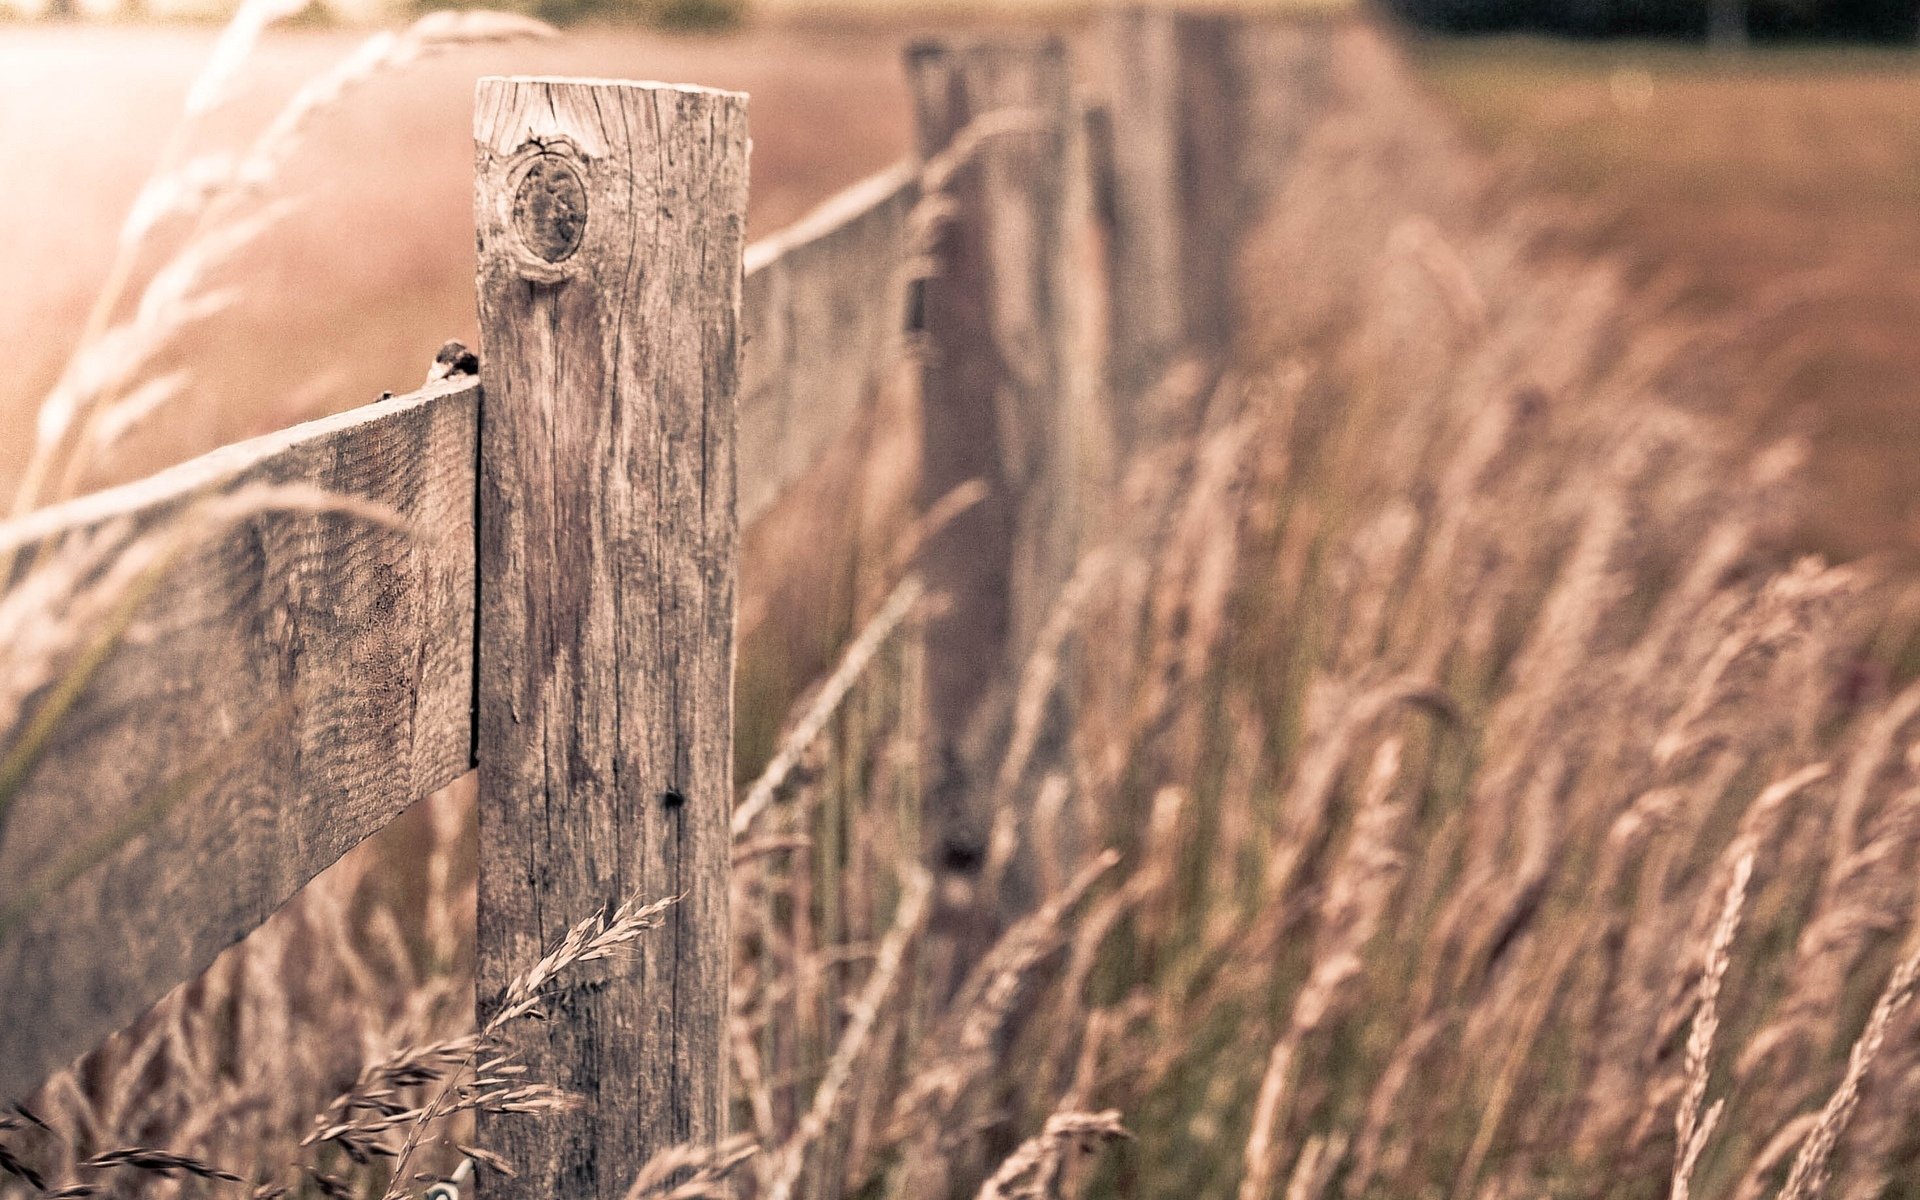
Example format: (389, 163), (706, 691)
(1099, 7), (1251, 415)
(1097, 7), (1183, 424)
(904, 37), (1091, 887)
(472, 77), (748, 1199)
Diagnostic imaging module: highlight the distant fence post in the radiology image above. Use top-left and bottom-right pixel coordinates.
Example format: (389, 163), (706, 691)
(905, 36), (1091, 888)
(472, 77), (748, 1200)
(1098, 8), (1252, 417)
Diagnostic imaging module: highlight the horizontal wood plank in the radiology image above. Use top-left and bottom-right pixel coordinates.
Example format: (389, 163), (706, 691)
(0, 379), (480, 1101)
(740, 160), (919, 524)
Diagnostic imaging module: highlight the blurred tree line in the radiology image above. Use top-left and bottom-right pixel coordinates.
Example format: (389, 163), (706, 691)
(31, 0), (741, 29)
(478, 0), (740, 28)
(1386, 0), (1919, 40)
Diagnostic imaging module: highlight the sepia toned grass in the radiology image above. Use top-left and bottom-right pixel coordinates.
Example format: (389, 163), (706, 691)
(1413, 37), (1920, 564)
(11, 10), (1920, 1200)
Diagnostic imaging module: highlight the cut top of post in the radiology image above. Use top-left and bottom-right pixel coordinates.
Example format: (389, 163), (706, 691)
(474, 76), (748, 284)
(474, 75), (747, 152)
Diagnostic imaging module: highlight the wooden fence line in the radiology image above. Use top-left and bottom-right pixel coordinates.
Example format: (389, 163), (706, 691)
(0, 8), (1330, 1188)
(1097, 9), (1330, 428)
(740, 161), (920, 526)
(0, 380), (479, 1102)
(1099, 7), (1188, 418)
(1098, 7), (1259, 418)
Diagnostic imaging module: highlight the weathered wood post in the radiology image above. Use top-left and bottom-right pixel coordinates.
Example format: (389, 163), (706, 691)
(904, 37), (1092, 892)
(472, 77), (748, 1199)
(1098, 8), (1251, 420)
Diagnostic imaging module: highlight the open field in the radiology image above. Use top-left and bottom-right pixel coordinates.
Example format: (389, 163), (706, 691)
(8, 23), (1919, 563)
(1414, 37), (1920, 561)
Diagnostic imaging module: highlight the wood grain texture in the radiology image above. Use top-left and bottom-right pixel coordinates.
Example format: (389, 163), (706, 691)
(906, 37), (1092, 868)
(473, 77), (746, 1200)
(0, 379), (479, 1102)
(740, 161), (919, 526)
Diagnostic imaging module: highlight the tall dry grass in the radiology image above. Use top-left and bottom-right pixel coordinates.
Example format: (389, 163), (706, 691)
(8, 12), (1920, 1200)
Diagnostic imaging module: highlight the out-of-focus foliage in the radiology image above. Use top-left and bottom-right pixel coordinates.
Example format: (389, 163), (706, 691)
(415, 0), (741, 30)
(1387, 0), (1918, 40)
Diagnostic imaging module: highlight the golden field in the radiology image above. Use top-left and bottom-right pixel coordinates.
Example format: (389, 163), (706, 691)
(6, 11), (1920, 1200)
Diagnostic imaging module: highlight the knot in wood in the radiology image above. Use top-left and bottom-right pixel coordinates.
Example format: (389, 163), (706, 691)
(511, 153), (588, 264)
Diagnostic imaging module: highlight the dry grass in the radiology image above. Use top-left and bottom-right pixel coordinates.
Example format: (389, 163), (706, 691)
(10, 11), (1920, 1200)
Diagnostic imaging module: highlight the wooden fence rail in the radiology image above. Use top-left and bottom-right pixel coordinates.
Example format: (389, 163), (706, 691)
(0, 7), (1326, 1192)
(740, 162), (920, 527)
(0, 380), (480, 1100)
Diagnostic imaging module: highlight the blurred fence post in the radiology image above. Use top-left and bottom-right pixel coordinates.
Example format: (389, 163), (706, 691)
(1098, 6), (1186, 423)
(1098, 7), (1253, 422)
(905, 36), (1093, 898)
(472, 76), (747, 1199)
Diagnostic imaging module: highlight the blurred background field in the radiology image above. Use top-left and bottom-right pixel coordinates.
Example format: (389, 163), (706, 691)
(0, 22), (912, 502)
(1417, 38), (1920, 561)
(8, 7), (1920, 564)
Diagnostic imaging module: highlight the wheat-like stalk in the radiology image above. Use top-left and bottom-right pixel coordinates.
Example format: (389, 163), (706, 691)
(734, 575), (926, 837)
(352, 895), (677, 1200)
(621, 1136), (758, 1200)
(1774, 921), (1920, 1200)
(763, 870), (931, 1200)
(1671, 852), (1753, 1200)
(1240, 738), (1407, 1200)
(974, 1111), (1128, 1200)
